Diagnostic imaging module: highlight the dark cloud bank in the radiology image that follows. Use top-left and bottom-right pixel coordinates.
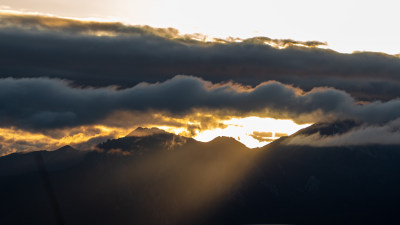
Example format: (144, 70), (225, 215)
(1, 75), (400, 132)
(1, 13), (400, 101)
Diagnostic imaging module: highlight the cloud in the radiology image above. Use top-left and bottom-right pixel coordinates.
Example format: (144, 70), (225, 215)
(250, 131), (275, 142)
(0, 12), (326, 47)
(0, 124), (133, 155)
(0, 128), (61, 155)
(1, 13), (400, 101)
(0, 12), (182, 38)
(1, 75), (400, 132)
(2, 12), (400, 152)
(284, 119), (400, 146)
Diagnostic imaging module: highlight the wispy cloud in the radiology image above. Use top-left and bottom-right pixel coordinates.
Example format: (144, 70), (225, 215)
(285, 119), (400, 146)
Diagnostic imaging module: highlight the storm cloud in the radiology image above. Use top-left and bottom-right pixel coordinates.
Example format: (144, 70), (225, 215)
(1, 13), (400, 101)
(1, 75), (400, 132)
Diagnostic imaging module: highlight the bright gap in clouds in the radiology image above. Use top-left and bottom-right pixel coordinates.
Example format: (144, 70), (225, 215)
(164, 117), (312, 148)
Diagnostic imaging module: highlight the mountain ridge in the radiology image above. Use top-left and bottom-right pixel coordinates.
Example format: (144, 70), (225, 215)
(1, 121), (400, 224)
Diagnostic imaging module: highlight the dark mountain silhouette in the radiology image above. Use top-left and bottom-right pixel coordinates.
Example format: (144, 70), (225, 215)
(0, 145), (85, 176)
(97, 127), (193, 153)
(1, 123), (400, 224)
(290, 119), (360, 136)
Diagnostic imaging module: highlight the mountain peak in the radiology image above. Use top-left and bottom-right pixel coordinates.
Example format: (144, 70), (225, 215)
(126, 127), (168, 137)
(208, 136), (248, 149)
(99, 127), (189, 153)
(293, 120), (359, 137)
(56, 145), (77, 152)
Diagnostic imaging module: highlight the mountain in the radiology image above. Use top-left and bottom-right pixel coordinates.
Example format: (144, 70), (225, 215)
(126, 127), (168, 137)
(97, 127), (193, 153)
(292, 119), (360, 136)
(1, 124), (400, 224)
(0, 145), (86, 176)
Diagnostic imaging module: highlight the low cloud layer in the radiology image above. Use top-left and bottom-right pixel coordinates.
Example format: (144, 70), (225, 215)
(285, 119), (400, 146)
(1, 13), (400, 101)
(1, 75), (400, 132)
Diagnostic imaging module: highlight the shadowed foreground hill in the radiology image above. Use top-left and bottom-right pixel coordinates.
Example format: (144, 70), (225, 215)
(1, 125), (400, 224)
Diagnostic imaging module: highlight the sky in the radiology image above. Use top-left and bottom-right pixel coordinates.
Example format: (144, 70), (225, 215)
(0, 2), (400, 154)
(1, 0), (400, 54)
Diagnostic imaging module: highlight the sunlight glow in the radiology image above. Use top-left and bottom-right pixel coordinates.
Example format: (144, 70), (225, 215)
(192, 117), (311, 148)
(0, 116), (311, 156)
(148, 116), (312, 148)
(0, 125), (131, 156)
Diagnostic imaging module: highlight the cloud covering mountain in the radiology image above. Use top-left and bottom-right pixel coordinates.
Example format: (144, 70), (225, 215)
(1, 12), (400, 154)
